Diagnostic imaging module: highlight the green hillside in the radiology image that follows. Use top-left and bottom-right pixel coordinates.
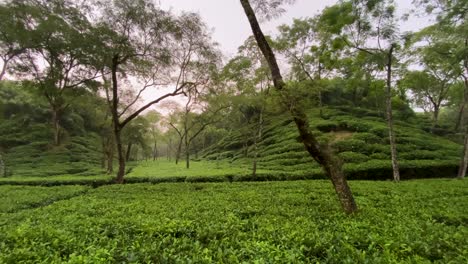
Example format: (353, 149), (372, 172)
(0, 82), (105, 178)
(201, 106), (462, 180)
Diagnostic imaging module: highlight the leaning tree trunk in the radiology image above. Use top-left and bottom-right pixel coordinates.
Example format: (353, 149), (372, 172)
(240, 0), (357, 214)
(458, 76), (468, 179)
(386, 45), (400, 182)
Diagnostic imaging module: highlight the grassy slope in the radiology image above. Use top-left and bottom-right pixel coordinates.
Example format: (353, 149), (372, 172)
(201, 107), (462, 180)
(0, 179), (466, 263)
(0, 119), (105, 177)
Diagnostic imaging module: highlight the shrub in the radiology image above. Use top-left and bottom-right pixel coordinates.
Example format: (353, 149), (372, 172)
(338, 151), (369, 163)
(369, 126), (388, 137)
(369, 153), (389, 160)
(332, 139), (367, 153)
(352, 133), (382, 144)
(314, 120), (339, 132)
(400, 150), (450, 160)
(340, 119), (373, 132)
(344, 160), (459, 180)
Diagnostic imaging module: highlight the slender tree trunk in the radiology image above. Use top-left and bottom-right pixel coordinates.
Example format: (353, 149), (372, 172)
(252, 108), (264, 177)
(52, 108), (61, 146)
(101, 140), (106, 169)
(0, 152), (5, 177)
(105, 134), (114, 174)
(153, 140), (157, 161)
(175, 138), (182, 165)
(0, 59), (8, 81)
(432, 105), (440, 132)
(458, 76), (468, 179)
(185, 130), (190, 169)
(114, 129), (126, 183)
(125, 143), (132, 162)
(252, 136), (258, 178)
(455, 104), (464, 131)
(168, 138), (172, 161)
(385, 45), (400, 182)
(111, 56), (125, 184)
(240, 0), (357, 214)
(107, 145), (114, 174)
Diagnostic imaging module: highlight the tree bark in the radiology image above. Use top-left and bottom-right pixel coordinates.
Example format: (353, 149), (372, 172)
(52, 108), (61, 146)
(125, 143), (132, 162)
(432, 105), (440, 132)
(252, 136), (258, 178)
(111, 56), (125, 184)
(153, 140), (158, 161)
(0, 152), (5, 177)
(385, 45), (400, 182)
(114, 129), (126, 184)
(101, 140), (106, 169)
(455, 104), (464, 131)
(252, 107), (264, 177)
(240, 0), (357, 214)
(175, 138), (182, 165)
(186, 149), (190, 169)
(0, 59), (9, 81)
(106, 135), (114, 174)
(458, 76), (468, 179)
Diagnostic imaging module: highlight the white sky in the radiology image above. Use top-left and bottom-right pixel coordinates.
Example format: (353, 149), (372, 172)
(143, 0), (433, 112)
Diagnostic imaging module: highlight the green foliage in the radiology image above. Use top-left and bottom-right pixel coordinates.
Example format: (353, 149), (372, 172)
(0, 180), (466, 262)
(338, 151), (369, 163)
(0, 185), (89, 213)
(333, 139), (367, 153)
(201, 106), (462, 180)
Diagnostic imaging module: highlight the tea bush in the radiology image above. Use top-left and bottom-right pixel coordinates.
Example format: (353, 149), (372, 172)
(0, 180), (466, 263)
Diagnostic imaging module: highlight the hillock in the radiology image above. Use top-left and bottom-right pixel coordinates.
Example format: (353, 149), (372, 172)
(201, 106), (461, 180)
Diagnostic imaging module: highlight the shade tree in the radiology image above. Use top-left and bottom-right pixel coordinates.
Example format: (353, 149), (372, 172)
(239, 0), (358, 214)
(90, 0), (219, 183)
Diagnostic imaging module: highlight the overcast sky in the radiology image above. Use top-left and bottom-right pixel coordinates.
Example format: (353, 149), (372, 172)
(158, 0), (431, 58)
(143, 0), (432, 111)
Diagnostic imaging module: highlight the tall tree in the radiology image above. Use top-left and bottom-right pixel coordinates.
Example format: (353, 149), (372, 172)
(401, 70), (453, 129)
(320, 0), (403, 182)
(221, 52), (270, 177)
(92, 0), (219, 183)
(239, 0), (358, 214)
(275, 17), (343, 115)
(145, 110), (162, 161)
(0, 3), (33, 80)
(5, 0), (101, 145)
(413, 0), (467, 178)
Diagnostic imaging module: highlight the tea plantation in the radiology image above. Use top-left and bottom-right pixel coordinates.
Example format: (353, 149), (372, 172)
(0, 179), (466, 263)
(201, 107), (462, 180)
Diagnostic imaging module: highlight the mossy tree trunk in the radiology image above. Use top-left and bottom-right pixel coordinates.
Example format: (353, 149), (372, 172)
(239, 0), (357, 214)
